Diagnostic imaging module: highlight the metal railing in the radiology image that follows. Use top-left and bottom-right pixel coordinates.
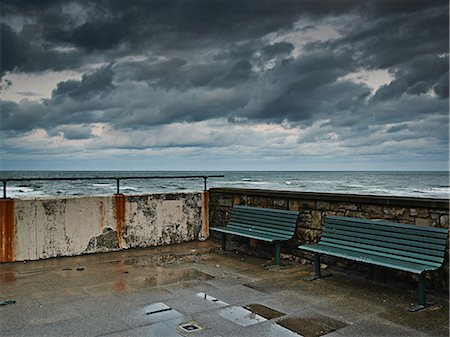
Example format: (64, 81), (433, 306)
(1, 175), (224, 198)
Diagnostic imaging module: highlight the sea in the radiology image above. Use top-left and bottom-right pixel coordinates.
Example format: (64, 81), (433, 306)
(0, 171), (448, 199)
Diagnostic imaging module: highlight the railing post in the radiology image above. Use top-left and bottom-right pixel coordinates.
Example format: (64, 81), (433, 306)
(115, 178), (120, 195)
(2, 180), (6, 199)
(203, 176), (208, 191)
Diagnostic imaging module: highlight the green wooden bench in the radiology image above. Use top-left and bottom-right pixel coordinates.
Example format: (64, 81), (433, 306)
(298, 215), (449, 311)
(210, 206), (299, 266)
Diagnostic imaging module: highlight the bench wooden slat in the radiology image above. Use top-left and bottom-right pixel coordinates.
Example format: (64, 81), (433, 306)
(231, 218), (297, 231)
(230, 215), (297, 230)
(210, 227), (275, 242)
(234, 205), (299, 218)
(210, 226), (290, 241)
(321, 231), (445, 258)
(233, 207), (296, 220)
(228, 221), (294, 236)
(326, 219), (448, 241)
(227, 222), (293, 237)
(232, 213), (298, 228)
(327, 217), (449, 238)
(325, 222), (447, 246)
(319, 241), (442, 269)
(323, 227), (445, 252)
(228, 228), (291, 241)
(320, 237), (444, 265)
(300, 244), (434, 274)
(328, 216), (449, 234)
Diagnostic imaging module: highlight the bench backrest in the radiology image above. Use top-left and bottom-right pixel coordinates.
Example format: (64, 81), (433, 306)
(321, 216), (449, 269)
(228, 206), (299, 240)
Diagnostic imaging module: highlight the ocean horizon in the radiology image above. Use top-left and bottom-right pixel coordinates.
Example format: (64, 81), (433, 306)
(1, 170), (448, 199)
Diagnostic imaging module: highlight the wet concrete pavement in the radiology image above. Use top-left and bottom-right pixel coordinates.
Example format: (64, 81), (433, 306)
(0, 241), (448, 337)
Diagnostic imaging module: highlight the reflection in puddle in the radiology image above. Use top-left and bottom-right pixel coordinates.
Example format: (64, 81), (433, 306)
(277, 314), (348, 337)
(0, 272), (17, 283)
(244, 303), (285, 319)
(139, 268), (214, 287)
(195, 292), (229, 306)
(218, 306), (267, 326)
(113, 279), (128, 292)
(142, 302), (185, 324)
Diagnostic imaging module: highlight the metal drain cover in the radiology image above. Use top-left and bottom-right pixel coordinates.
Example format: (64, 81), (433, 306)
(178, 321), (203, 333)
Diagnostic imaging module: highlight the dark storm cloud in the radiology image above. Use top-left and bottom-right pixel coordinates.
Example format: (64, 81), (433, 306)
(0, 66), (116, 132)
(0, 23), (85, 76)
(434, 72), (449, 99)
(115, 58), (188, 86)
(0, 99), (46, 132)
(2, 0), (349, 75)
(261, 42), (295, 60)
(338, 4), (448, 69)
(1, 0), (448, 145)
(371, 55), (449, 102)
(52, 17), (132, 52)
(1, 0), (407, 74)
(49, 125), (94, 140)
(51, 66), (115, 101)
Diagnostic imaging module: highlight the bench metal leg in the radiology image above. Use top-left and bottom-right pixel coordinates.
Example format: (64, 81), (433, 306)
(221, 233), (226, 251)
(314, 253), (321, 278)
(274, 242), (281, 266)
(408, 273), (430, 312)
(307, 253), (322, 281)
(418, 273), (426, 306)
(408, 273), (436, 312)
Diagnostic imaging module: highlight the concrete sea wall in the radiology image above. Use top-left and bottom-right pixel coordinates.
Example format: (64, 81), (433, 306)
(209, 188), (449, 289)
(1, 192), (208, 262)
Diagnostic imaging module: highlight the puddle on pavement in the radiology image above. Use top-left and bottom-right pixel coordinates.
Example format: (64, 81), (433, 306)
(132, 317), (185, 337)
(218, 306), (267, 326)
(244, 304), (285, 319)
(277, 314), (348, 337)
(141, 268), (214, 287)
(118, 252), (204, 268)
(142, 302), (184, 323)
(195, 292), (229, 306)
(0, 272), (17, 283)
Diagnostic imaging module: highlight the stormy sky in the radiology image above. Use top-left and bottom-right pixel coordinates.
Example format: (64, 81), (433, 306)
(1, 0), (448, 171)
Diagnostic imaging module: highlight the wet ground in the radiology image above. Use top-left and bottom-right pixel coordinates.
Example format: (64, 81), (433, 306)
(0, 241), (448, 337)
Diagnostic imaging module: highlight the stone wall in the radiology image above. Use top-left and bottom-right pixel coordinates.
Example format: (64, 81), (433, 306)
(209, 188), (449, 290)
(1, 192), (208, 262)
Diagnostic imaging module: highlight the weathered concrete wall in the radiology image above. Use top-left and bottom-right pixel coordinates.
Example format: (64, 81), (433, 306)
(3, 192), (208, 262)
(209, 188), (449, 290)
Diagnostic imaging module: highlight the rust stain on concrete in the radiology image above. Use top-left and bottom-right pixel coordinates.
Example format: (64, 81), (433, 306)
(113, 279), (128, 292)
(114, 194), (126, 248)
(203, 191), (209, 238)
(0, 199), (15, 262)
